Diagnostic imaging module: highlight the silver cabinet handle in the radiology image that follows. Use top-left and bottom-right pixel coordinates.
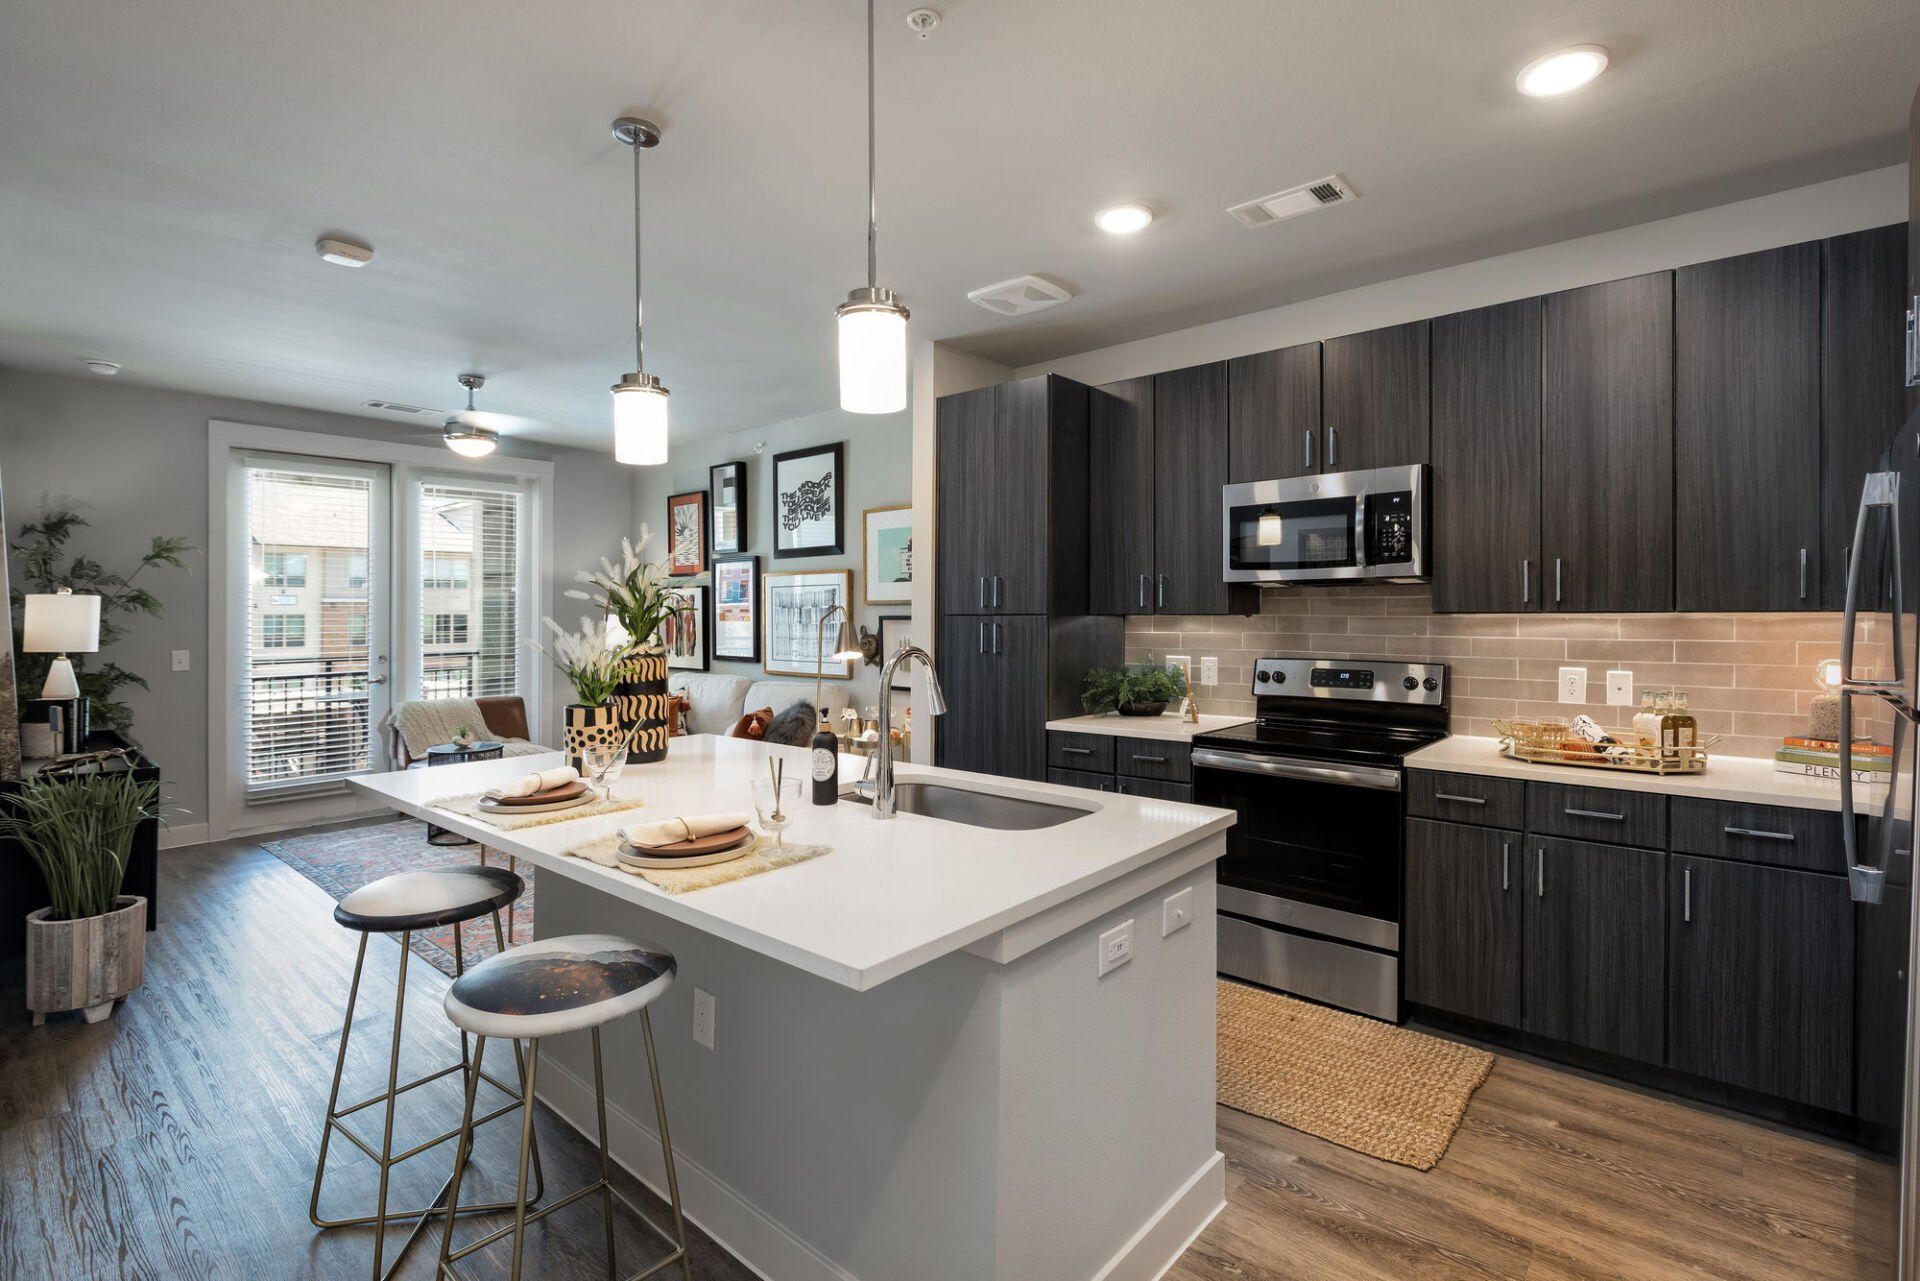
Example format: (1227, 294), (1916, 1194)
(1156, 575), (1167, 609)
(1723, 826), (1795, 843)
(1433, 792), (1487, 806)
(1554, 557), (1564, 605)
(1138, 573), (1148, 610)
(1132, 754), (1168, 764)
(992, 621), (1002, 655)
(978, 621), (987, 654)
(1061, 746), (1093, 757)
(1304, 428), (1314, 471)
(1683, 866), (1692, 923)
(1799, 547), (1809, 600)
(1536, 848), (1545, 898)
(978, 576), (986, 609)
(992, 575), (1003, 608)
(1565, 807), (1624, 821)
(1522, 559), (1530, 605)
(1326, 426), (1338, 469)
(1502, 841), (1510, 891)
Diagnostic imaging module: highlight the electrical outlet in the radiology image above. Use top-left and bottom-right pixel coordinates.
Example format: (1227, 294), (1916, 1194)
(1199, 657), (1219, 687)
(1162, 887), (1194, 937)
(1606, 670), (1633, 706)
(1098, 919), (1135, 977)
(171, 650), (190, 672)
(692, 987), (715, 1049)
(1558, 666), (1588, 704)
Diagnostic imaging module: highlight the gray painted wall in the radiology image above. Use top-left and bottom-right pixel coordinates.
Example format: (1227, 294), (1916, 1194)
(630, 405), (913, 715)
(0, 367), (633, 834)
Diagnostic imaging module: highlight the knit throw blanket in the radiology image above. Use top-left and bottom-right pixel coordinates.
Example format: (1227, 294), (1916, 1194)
(390, 698), (489, 758)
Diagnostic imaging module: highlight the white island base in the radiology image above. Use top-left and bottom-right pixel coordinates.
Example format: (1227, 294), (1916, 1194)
(351, 738), (1228, 1281)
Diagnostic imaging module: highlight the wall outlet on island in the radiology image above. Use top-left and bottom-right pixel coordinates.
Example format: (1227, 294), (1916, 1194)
(1199, 657), (1219, 687)
(1098, 919), (1134, 978)
(692, 987), (715, 1050)
(1558, 667), (1587, 704)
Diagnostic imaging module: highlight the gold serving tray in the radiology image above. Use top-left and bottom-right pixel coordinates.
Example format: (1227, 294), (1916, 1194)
(1492, 719), (1720, 776)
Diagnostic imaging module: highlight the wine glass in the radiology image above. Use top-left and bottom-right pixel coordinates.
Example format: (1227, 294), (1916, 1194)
(581, 742), (626, 800)
(751, 777), (801, 849)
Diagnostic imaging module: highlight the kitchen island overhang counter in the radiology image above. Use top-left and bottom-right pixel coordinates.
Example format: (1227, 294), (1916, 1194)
(347, 734), (1233, 1281)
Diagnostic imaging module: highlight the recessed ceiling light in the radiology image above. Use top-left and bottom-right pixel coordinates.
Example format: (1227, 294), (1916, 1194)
(1515, 45), (1609, 97)
(81, 359), (120, 376)
(315, 236), (374, 267)
(1095, 203), (1154, 235)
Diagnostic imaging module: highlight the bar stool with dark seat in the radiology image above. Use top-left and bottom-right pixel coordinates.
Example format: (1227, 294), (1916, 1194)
(311, 864), (545, 1281)
(437, 932), (691, 1281)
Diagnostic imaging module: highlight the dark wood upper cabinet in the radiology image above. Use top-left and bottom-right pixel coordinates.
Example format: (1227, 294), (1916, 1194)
(1321, 320), (1430, 471)
(1676, 244), (1821, 611)
(1523, 836), (1666, 1062)
(1667, 855), (1853, 1113)
(1154, 363), (1245, 615)
(1431, 299), (1543, 613)
(935, 385), (997, 616)
(1088, 377), (1156, 615)
(1822, 224), (1912, 610)
(1404, 819), (1523, 1027)
(1542, 273), (1674, 612)
(1228, 343), (1321, 480)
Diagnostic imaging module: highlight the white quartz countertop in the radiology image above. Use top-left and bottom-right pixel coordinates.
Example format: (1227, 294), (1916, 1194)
(348, 735), (1235, 991)
(1405, 735), (1888, 814)
(1044, 712), (1252, 742)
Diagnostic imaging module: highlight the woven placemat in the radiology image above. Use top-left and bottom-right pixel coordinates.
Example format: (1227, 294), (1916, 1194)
(565, 832), (829, 894)
(428, 790), (646, 830)
(1216, 978), (1494, 1170)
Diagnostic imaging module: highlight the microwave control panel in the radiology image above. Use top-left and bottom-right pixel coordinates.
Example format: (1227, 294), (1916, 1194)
(1366, 491), (1415, 565)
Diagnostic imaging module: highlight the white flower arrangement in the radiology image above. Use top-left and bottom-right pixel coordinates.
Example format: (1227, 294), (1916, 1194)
(564, 526), (684, 654)
(526, 615), (625, 706)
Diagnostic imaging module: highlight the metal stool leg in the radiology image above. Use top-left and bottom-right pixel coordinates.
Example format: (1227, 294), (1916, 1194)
(437, 1034), (488, 1277)
(641, 1008), (694, 1281)
(593, 1026), (618, 1279)
(369, 930), (414, 1280)
(509, 1037), (542, 1281)
(309, 931), (371, 1226)
(492, 910), (546, 1203)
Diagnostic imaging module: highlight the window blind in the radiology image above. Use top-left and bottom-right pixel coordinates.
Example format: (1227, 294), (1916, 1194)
(417, 482), (522, 702)
(243, 466), (376, 791)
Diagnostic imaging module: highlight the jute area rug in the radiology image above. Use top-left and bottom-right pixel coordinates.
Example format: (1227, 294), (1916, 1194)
(1217, 978), (1494, 1171)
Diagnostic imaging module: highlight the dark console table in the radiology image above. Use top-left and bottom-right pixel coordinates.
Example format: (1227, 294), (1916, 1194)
(0, 729), (161, 958)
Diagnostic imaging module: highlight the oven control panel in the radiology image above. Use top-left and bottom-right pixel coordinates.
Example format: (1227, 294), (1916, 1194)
(1252, 657), (1446, 706)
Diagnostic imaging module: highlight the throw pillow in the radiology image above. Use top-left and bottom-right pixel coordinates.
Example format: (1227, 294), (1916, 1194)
(666, 693), (692, 737)
(730, 706), (773, 740)
(762, 701), (818, 748)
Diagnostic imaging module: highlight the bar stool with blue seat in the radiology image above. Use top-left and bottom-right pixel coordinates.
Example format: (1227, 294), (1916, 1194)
(310, 864), (545, 1281)
(436, 932), (691, 1281)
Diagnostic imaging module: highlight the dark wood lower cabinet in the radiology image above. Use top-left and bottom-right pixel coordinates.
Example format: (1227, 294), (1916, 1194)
(1405, 819), (1523, 1027)
(1523, 837), (1666, 1063)
(1114, 776), (1191, 802)
(1667, 855), (1853, 1113)
(936, 614), (1048, 781)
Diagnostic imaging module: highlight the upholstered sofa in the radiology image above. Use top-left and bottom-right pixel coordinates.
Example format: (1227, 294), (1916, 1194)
(667, 672), (854, 736)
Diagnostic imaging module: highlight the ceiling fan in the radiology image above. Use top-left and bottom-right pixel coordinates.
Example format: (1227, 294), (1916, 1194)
(368, 373), (546, 456)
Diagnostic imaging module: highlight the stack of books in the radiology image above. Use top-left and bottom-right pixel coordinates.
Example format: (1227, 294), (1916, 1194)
(1774, 737), (1891, 783)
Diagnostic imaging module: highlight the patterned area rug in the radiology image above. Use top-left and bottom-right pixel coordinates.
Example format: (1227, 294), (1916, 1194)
(262, 819), (535, 979)
(1217, 978), (1494, 1170)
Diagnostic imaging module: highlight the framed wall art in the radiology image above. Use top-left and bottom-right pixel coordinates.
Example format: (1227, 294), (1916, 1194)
(710, 554), (760, 663)
(663, 585), (708, 671)
(709, 461), (747, 556)
(667, 490), (708, 576)
(878, 615), (913, 690)
(772, 442), (844, 558)
(862, 504), (913, 604)
(762, 569), (852, 678)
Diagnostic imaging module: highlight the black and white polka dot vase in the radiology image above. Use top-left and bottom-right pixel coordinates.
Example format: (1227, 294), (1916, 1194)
(564, 701), (622, 775)
(614, 650), (670, 764)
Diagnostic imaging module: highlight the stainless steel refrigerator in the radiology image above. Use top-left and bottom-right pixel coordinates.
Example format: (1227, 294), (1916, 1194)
(1833, 82), (1920, 1278)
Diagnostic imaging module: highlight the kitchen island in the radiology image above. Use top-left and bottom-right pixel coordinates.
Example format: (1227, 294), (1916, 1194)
(349, 733), (1234, 1281)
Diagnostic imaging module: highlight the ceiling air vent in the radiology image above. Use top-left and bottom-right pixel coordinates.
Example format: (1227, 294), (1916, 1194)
(363, 399), (442, 416)
(966, 274), (1074, 317)
(1228, 174), (1358, 229)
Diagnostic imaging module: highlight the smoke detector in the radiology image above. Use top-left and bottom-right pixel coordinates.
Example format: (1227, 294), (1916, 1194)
(363, 399), (441, 416)
(967, 275), (1073, 317)
(906, 8), (940, 37)
(1227, 175), (1358, 229)
(81, 359), (121, 376)
(316, 236), (374, 267)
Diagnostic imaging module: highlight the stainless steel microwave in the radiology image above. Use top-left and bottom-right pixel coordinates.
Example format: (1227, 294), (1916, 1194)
(1221, 464), (1429, 584)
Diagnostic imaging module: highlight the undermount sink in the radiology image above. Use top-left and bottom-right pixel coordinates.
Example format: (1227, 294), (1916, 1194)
(845, 781), (1091, 830)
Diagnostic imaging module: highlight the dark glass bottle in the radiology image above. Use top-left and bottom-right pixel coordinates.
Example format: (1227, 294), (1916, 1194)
(810, 719), (839, 804)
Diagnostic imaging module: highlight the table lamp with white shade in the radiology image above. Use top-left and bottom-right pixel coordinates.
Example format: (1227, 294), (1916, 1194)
(24, 588), (101, 754)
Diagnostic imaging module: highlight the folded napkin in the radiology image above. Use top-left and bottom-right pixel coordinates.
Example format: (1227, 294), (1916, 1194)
(490, 765), (579, 799)
(622, 811), (755, 848)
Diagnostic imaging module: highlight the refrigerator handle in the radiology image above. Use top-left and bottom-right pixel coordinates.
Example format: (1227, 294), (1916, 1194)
(1839, 689), (1887, 904)
(1840, 471), (1906, 695)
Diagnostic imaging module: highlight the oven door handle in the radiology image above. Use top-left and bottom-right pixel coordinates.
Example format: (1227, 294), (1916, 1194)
(1192, 747), (1401, 792)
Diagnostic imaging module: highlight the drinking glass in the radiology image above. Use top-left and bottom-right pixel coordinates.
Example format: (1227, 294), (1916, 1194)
(581, 743), (626, 799)
(751, 778), (802, 849)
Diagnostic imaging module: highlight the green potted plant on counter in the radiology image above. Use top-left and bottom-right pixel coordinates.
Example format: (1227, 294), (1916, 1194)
(529, 615), (625, 775)
(566, 528), (685, 764)
(1, 768), (162, 1025)
(1081, 665), (1189, 718)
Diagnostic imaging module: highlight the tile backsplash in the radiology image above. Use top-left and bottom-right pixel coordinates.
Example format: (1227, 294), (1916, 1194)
(1125, 585), (1893, 761)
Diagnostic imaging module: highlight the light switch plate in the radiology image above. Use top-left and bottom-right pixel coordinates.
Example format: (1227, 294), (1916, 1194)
(1098, 919), (1135, 977)
(1606, 670), (1633, 705)
(1162, 887), (1194, 937)
(692, 987), (715, 1050)
(171, 650), (191, 672)
(1558, 666), (1588, 704)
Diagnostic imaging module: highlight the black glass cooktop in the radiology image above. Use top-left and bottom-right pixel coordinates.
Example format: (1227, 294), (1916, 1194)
(1193, 719), (1447, 770)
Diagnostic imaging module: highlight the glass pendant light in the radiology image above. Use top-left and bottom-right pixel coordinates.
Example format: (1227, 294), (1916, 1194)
(611, 116), (669, 465)
(442, 373), (499, 458)
(836, 0), (909, 414)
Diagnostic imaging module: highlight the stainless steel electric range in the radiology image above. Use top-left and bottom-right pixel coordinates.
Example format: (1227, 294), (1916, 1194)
(1192, 656), (1448, 1022)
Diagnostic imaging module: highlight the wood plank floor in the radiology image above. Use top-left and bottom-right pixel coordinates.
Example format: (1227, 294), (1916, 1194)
(0, 829), (1899, 1279)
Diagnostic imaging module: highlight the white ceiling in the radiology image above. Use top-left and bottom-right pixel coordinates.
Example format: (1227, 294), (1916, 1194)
(1, 0), (1916, 451)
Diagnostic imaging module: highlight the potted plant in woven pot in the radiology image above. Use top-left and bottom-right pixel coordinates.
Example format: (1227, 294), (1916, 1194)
(1081, 665), (1189, 718)
(0, 769), (161, 1025)
(529, 615), (625, 775)
(567, 529), (686, 764)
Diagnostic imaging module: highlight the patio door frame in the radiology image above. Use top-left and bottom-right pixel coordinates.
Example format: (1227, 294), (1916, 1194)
(207, 421), (554, 841)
